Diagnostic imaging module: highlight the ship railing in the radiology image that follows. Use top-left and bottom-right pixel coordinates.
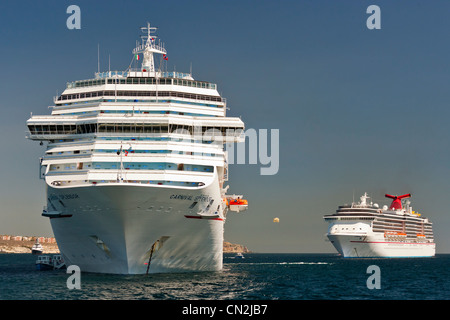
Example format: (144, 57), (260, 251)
(160, 71), (192, 79)
(25, 131), (93, 140)
(125, 69), (195, 80)
(47, 179), (208, 188)
(351, 204), (377, 208)
(94, 71), (128, 79)
(132, 42), (166, 55)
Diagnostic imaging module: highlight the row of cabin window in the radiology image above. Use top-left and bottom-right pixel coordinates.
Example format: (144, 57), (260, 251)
(56, 98), (222, 109)
(45, 137), (216, 146)
(52, 180), (204, 187)
(47, 149), (221, 157)
(28, 124), (243, 136)
(97, 137), (214, 144)
(57, 90), (222, 102)
(68, 78), (172, 88)
(56, 110), (216, 117)
(49, 162), (214, 172)
(69, 77), (215, 90)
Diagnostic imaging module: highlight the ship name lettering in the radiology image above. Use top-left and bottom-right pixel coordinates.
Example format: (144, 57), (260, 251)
(170, 194), (193, 201)
(170, 194), (212, 202)
(194, 195), (212, 202)
(49, 193), (79, 201)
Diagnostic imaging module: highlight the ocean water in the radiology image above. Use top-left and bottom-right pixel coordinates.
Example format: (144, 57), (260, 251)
(1, 253), (449, 301)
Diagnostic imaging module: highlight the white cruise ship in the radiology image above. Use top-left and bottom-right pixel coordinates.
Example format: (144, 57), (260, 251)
(324, 193), (435, 258)
(26, 23), (248, 274)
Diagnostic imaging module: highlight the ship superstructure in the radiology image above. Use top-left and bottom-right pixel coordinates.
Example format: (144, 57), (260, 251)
(26, 23), (248, 274)
(324, 193), (435, 258)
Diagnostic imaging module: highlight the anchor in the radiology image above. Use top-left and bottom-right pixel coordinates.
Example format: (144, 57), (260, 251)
(145, 236), (170, 274)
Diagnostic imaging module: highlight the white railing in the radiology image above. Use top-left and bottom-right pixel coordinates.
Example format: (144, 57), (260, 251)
(132, 43), (166, 55)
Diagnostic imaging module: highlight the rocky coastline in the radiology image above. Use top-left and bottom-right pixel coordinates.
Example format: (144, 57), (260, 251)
(223, 241), (251, 253)
(0, 235), (249, 254)
(0, 235), (59, 254)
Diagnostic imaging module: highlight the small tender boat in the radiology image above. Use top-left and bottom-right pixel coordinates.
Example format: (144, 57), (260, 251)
(31, 239), (43, 255)
(36, 254), (66, 271)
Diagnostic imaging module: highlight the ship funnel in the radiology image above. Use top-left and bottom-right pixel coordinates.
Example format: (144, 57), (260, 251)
(385, 193), (411, 210)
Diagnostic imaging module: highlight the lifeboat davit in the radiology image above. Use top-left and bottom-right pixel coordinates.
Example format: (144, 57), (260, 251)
(229, 198), (248, 212)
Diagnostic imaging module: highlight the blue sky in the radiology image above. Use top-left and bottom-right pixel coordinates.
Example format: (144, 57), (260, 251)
(0, 0), (449, 253)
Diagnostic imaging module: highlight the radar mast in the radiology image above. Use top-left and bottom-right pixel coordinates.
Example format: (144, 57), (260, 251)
(132, 22), (167, 74)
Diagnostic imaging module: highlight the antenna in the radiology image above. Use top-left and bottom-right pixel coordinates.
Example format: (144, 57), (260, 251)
(133, 22), (167, 73)
(97, 44), (100, 73)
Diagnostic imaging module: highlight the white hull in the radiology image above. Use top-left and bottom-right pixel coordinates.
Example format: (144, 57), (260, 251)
(27, 23), (248, 275)
(327, 234), (436, 258)
(47, 174), (225, 274)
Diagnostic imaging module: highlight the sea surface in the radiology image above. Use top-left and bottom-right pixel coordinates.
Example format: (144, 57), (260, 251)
(1, 253), (449, 301)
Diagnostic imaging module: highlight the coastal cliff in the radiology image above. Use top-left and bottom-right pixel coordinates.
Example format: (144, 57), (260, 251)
(223, 241), (251, 253)
(0, 235), (249, 254)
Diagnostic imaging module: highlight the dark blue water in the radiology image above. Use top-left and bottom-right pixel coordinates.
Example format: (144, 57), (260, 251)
(1, 253), (449, 300)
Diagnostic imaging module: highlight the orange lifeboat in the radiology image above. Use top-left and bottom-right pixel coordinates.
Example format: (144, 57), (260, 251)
(229, 198), (248, 212)
(384, 231), (407, 238)
(416, 233), (426, 238)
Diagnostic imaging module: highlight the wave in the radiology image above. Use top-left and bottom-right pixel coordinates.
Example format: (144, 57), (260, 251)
(226, 261), (331, 265)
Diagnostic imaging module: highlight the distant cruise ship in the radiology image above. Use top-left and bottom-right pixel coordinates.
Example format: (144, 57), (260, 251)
(26, 23), (248, 274)
(324, 193), (435, 258)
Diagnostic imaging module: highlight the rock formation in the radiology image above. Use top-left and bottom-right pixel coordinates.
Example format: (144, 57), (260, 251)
(223, 241), (251, 253)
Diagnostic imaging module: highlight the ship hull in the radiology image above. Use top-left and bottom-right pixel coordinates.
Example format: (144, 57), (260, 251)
(46, 178), (224, 274)
(327, 234), (436, 258)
